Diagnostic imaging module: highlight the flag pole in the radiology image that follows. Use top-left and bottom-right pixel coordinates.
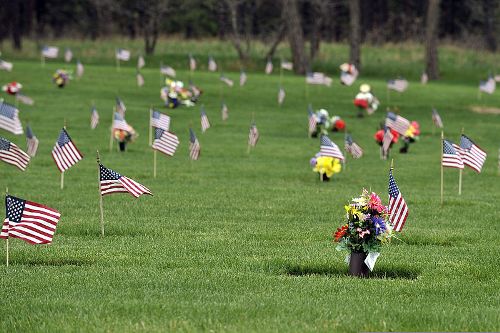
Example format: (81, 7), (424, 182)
(5, 186), (8, 267)
(109, 107), (115, 152)
(149, 108), (153, 147)
(153, 149), (157, 178)
(96, 151), (105, 236)
(441, 131), (444, 206)
(458, 127), (464, 195)
(343, 131), (347, 171)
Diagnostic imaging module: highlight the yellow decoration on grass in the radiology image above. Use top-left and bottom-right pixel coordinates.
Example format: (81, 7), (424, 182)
(313, 156), (341, 178)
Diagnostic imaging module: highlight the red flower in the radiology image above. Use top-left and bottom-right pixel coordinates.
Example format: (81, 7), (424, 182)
(334, 225), (348, 242)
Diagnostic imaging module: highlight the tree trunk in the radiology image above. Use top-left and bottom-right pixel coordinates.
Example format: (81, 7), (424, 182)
(425, 0), (440, 80)
(227, 0), (247, 61)
(482, 0), (497, 52)
(265, 23), (286, 60)
(349, 0), (361, 70)
(282, 0), (308, 75)
(309, 1), (323, 61)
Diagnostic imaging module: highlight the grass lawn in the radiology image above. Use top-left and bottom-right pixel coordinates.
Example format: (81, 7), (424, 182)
(0, 44), (499, 332)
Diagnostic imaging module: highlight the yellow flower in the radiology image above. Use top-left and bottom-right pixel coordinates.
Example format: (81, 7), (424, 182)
(313, 156), (342, 178)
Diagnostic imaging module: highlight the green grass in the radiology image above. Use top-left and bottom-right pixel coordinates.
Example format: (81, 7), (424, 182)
(0, 51), (499, 332)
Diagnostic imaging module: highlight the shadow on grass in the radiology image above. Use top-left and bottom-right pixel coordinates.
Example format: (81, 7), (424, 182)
(283, 264), (419, 280)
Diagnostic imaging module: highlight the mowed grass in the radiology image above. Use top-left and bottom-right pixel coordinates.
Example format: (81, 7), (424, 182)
(0, 54), (499, 332)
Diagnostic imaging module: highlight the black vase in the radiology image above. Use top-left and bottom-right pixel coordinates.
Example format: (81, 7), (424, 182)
(349, 251), (369, 277)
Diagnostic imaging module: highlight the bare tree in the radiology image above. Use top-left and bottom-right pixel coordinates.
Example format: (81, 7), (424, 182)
(482, 0), (497, 52)
(137, 1), (169, 55)
(309, 0), (328, 61)
(282, 0), (308, 74)
(264, 23), (286, 60)
(226, 0), (251, 61)
(349, 0), (361, 69)
(425, 0), (440, 80)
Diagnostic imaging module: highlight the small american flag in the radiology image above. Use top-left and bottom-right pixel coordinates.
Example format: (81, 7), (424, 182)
(99, 164), (152, 198)
(278, 87), (286, 105)
(200, 108), (211, 133)
(456, 134), (487, 173)
(115, 48), (130, 61)
(421, 72), (428, 84)
(42, 46), (59, 59)
(443, 140), (464, 169)
(0, 136), (30, 171)
(90, 106), (99, 129)
(382, 127), (394, 158)
(160, 65), (176, 77)
(0, 101), (23, 135)
(265, 59), (273, 74)
(387, 79), (408, 92)
(281, 60), (293, 70)
(112, 112), (131, 131)
(136, 72), (144, 87)
(137, 55), (145, 69)
(239, 70), (247, 86)
(151, 110), (170, 130)
(152, 128), (179, 156)
(220, 74), (234, 87)
(340, 72), (356, 86)
(15, 93), (34, 106)
(345, 134), (363, 159)
(189, 54), (196, 71)
(64, 48), (73, 62)
(319, 135), (344, 161)
(189, 128), (200, 160)
(0, 195), (61, 245)
(221, 103), (229, 121)
(388, 169), (409, 232)
(385, 112), (410, 135)
(479, 77), (495, 94)
(432, 109), (443, 128)
(0, 59), (13, 72)
(248, 122), (259, 147)
(25, 125), (39, 157)
(307, 104), (317, 135)
(116, 97), (126, 115)
(51, 128), (83, 172)
(76, 60), (84, 78)
(208, 56), (217, 72)
(306, 72), (332, 86)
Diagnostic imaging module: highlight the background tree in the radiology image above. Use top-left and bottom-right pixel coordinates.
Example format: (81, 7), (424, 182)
(282, 0), (308, 75)
(482, 0), (497, 52)
(425, 0), (441, 80)
(349, 0), (361, 70)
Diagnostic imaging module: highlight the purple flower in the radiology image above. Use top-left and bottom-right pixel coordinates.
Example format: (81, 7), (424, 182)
(371, 216), (387, 235)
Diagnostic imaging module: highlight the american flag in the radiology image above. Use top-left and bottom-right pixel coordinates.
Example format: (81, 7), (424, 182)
(116, 97), (126, 115)
(248, 122), (259, 147)
(200, 109), (211, 133)
(160, 65), (176, 77)
(115, 48), (130, 61)
(189, 128), (200, 160)
(307, 104), (317, 135)
(382, 127), (394, 157)
(136, 72), (144, 87)
(456, 134), (487, 173)
(281, 60), (293, 70)
(220, 74), (234, 87)
(221, 103), (229, 121)
(208, 56), (217, 72)
(479, 77), (495, 94)
(387, 79), (408, 92)
(432, 108), (443, 128)
(0, 195), (61, 245)
(151, 110), (170, 130)
(64, 48), (73, 62)
(137, 55), (145, 69)
(76, 60), (84, 78)
(240, 70), (247, 86)
(15, 93), (34, 106)
(0, 59), (13, 72)
(51, 128), (83, 172)
(25, 125), (39, 157)
(340, 72), (356, 86)
(421, 72), (428, 84)
(278, 87), (286, 105)
(388, 169), (409, 232)
(152, 128), (179, 156)
(99, 164), (152, 198)
(265, 59), (273, 74)
(0, 101), (23, 135)
(42, 46), (59, 58)
(385, 112), (410, 135)
(306, 72), (332, 86)
(90, 106), (99, 129)
(0, 136), (30, 171)
(112, 112), (131, 131)
(319, 135), (344, 161)
(442, 139), (464, 169)
(345, 134), (363, 159)
(189, 54), (196, 71)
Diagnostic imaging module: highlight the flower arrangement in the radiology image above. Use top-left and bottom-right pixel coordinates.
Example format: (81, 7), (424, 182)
(52, 69), (71, 88)
(310, 154), (341, 181)
(334, 189), (393, 253)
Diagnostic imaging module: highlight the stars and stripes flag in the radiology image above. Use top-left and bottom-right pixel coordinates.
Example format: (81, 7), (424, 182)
(0, 136), (30, 171)
(454, 134), (487, 173)
(136, 72), (144, 87)
(432, 108), (443, 128)
(421, 72), (428, 84)
(382, 127), (394, 157)
(25, 125), (39, 157)
(76, 60), (84, 78)
(281, 60), (293, 70)
(200, 108), (211, 133)
(340, 72), (357, 86)
(265, 59), (273, 74)
(152, 128), (179, 156)
(0, 195), (61, 245)
(248, 122), (259, 147)
(221, 103), (229, 121)
(208, 56), (217, 72)
(189, 54), (196, 71)
(42, 46), (59, 59)
(160, 65), (176, 77)
(151, 110), (170, 130)
(220, 74), (234, 87)
(137, 55), (145, 69)
(15, 93), (34, 106)
(319, 135), (344, 161)
(51, 128), (83, 172)
(345, 134), (363, 159)
(189, 128), (200, 160)
(112, 112), (131, 131)
(479, 77), (495, 94)
(116, 97), (126, 115)
(240, 70), (247, 86)
(278, 87), (286, 105)
(385, 112), (410, 135)
(0, 59), (13, 72)
(99, 164), (152, 198)
(0, 101), (23, 135)
(64, 48), (73, 62)
(442, 139), (464, 169)
(306, 72), (332, 86)
(307, 104), (317, 135)
(388, 169), (409, 232)
(387, 79), (408, 92)
(90, 106), (99, 129)
(115, 48), (130, 61)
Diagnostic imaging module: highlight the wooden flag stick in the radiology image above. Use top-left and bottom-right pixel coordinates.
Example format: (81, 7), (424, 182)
(109, 107), (115, 152)
(458, 127), (464, 195)
(441, 131), (444, 206)
(153, 149), (157, 178)
(5, 187), (8, 267)
(96, 151), (104, 236)
(149, 108), (153, 147)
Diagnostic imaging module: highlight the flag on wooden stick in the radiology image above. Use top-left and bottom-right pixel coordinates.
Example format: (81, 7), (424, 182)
(76, 60), (84, 78)
(479, 77), (495, 94)
(99, 164), (152, 198)
(51, 128), (83, 172)
(248, 122), (259, 147)
(189, 54), (196, 71)
(116, 97), (126, 115)
(42, 46), (59, 59)
(15, 93), (34, 106)
(200, 108), (210, 133)
(345, 134), (363, 159)
(307, 105), (317, 136)
(455, 134), (487, 173)
(319, 135), (344, 161)
(442, 140), (464, 169)
(25, 125), (39, 157)
(221, 103), (229, 121)
(388, 168), (409, 232)
(0, 136), (30, 171)
(265, 59), (273, 74)
(385, 112), (410, 135)
(64, 48), (73, 63)
(220, 74), (234, 87)
(152, 128), (179, 156)
(239, 71), (247, 86)
(136, 72), (144, 87)
(160, 65), (176, 77)
(0, 59), (13, 72)
(90, 106), (99, 129)
(382, 127), (394, 159)
(208, 56), (217, 72)
(278, 87), (286, 105)
(189, 128), (200, 160)
(151, 110), (170, 130)
(432, 108), (443, 128)
(137, 55), (145, 69)
(387, 79), (408, 92)
(0, 101), (23, 135)
(115, 48), (130, 61)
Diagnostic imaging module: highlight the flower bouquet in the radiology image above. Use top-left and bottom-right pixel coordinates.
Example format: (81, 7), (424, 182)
(333, 189), (393, 276)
